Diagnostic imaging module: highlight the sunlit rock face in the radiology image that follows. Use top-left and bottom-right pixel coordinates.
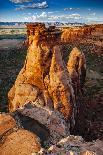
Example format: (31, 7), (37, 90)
(61, 26), (92, 42)
(0, 114), (16, 136)
(92, 24), (103, 33)
(48, 45), (75, 119)
(67, 47), (86, 99)
(8, 23), (75, 121)
(0, 129), (41, 155)
(0, 113), (41, 155)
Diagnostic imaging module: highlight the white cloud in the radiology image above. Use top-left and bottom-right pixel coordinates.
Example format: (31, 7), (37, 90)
(39, 12), (48, 18)
(91, 13), (96, 16)
(24, 12), (48, 22)
(48, 11), (53, 14)
(64, 8), (79, 11)
(16, 1), (48, 10)
(24, 12), (103, 24)
(23, 12), (82, 22)
(88, 8), (91, 11)
(10, 0), (32, 4)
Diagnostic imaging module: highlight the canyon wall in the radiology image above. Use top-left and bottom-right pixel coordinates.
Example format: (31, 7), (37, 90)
(61, 26), (92, 42)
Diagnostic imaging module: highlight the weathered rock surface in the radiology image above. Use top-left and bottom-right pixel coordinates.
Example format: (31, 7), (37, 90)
(0, 114), (16, 136)
(0, 114), (41, 155)
(86, 69), (103, 80)
(0, 113), (103, 155)
(17, 103), (70, 144)
(61, 26), (92, 43)
(8, 23), (55, 112)
(0, 129), (41, 155)
(48, 45), (75, 119)
(67, 47), (86, 98)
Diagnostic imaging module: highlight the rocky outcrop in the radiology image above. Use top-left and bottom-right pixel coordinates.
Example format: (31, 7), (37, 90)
(0, 114), (41, 155)
(1, 22), (102, 154)
(17, 103), (70, 144)
(8, 23), (58, 112)
(7, 24), (87, 150)
(1, 112), (103, 155)
(61, 26), (92, 42)
(67, 47), (86, 98)
(8, 23), (76, 122)
(48, 45), (75, 120)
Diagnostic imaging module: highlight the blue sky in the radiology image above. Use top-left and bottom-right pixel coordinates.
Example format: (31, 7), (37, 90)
(0, 0), (103, 23)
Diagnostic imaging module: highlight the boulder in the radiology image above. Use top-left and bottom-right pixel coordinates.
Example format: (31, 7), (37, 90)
(18, 103), (70, 144)
(0, 129), (41, 155)
(39, 136), (103, 155)
(0, 114), (41, 155)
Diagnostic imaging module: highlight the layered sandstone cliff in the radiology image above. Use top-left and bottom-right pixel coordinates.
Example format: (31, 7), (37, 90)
(61, 26), (92, 42)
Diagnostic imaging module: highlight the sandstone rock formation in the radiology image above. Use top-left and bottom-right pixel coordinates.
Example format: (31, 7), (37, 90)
(8, 23), (76, 122)
(61, 26), (92, 43)
(67, 47), (86, 98)
(92, 24), (103, 33)
(48, 45), (75, 119)
(0, 129), (41, 155)
(2, 22), (103, 154)
(0, 114), (41, 155)
(8, 23), (56, 112)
